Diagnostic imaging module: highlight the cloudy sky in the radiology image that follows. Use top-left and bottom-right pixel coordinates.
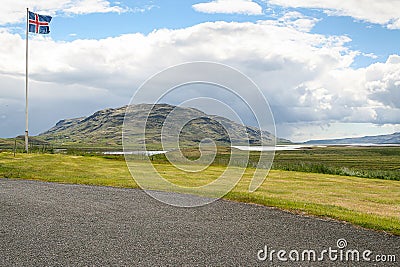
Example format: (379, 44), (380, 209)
(1, 0), (399, 142)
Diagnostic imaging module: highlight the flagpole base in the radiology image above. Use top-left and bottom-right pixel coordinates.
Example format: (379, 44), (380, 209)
(25, 130), (29, 153)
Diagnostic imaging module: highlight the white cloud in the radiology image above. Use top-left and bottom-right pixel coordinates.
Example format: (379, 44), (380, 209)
(269, 0), (400, 29)
(61, 0), (128, 15)
(131, 5), (159, 13)
(262, 11), (320, 32)
(0, 20), (399, 141)
(193, 0), (263, 15)
(362, 52), (378, 59)
(0, 0), (130, 25)
(365, 55), (400, 109)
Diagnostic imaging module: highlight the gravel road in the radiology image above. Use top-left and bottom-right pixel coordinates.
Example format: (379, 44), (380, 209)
(0, 179), (398, 266)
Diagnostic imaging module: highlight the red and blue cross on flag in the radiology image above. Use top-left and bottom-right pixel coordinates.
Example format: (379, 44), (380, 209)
(28, 11), (52, 34)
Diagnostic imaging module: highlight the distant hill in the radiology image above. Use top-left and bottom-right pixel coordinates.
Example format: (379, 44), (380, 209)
(0, 135), (49, 151)
(305, 132), (400, 145)
(39, 104), (290, 148)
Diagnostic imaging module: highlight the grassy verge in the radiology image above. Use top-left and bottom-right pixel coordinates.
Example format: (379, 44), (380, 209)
(0, 152), (135, 188)
(1, 152), (399, 235)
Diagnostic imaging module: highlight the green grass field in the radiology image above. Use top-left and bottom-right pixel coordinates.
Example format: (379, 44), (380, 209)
(0, 151), (399, 235)
(150, 146), (400, 180)
(272, 146), (400, 180)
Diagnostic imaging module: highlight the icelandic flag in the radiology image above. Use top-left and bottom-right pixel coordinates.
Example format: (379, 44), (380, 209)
(28, 11), (52, 34)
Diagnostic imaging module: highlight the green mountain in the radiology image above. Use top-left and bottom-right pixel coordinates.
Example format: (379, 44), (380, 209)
(38, 104), (289, 148)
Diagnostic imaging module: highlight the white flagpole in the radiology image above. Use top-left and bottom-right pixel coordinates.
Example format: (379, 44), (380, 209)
(25, 8), (29, 153)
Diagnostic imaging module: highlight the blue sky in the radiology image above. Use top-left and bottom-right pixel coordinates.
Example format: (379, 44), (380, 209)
(0, 0), (400, 142)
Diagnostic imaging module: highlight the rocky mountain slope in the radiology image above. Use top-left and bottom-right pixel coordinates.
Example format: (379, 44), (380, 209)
(39, 104), (289, 148)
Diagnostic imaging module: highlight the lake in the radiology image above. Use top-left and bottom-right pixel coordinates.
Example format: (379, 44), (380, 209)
(104, 143), (400, 155)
